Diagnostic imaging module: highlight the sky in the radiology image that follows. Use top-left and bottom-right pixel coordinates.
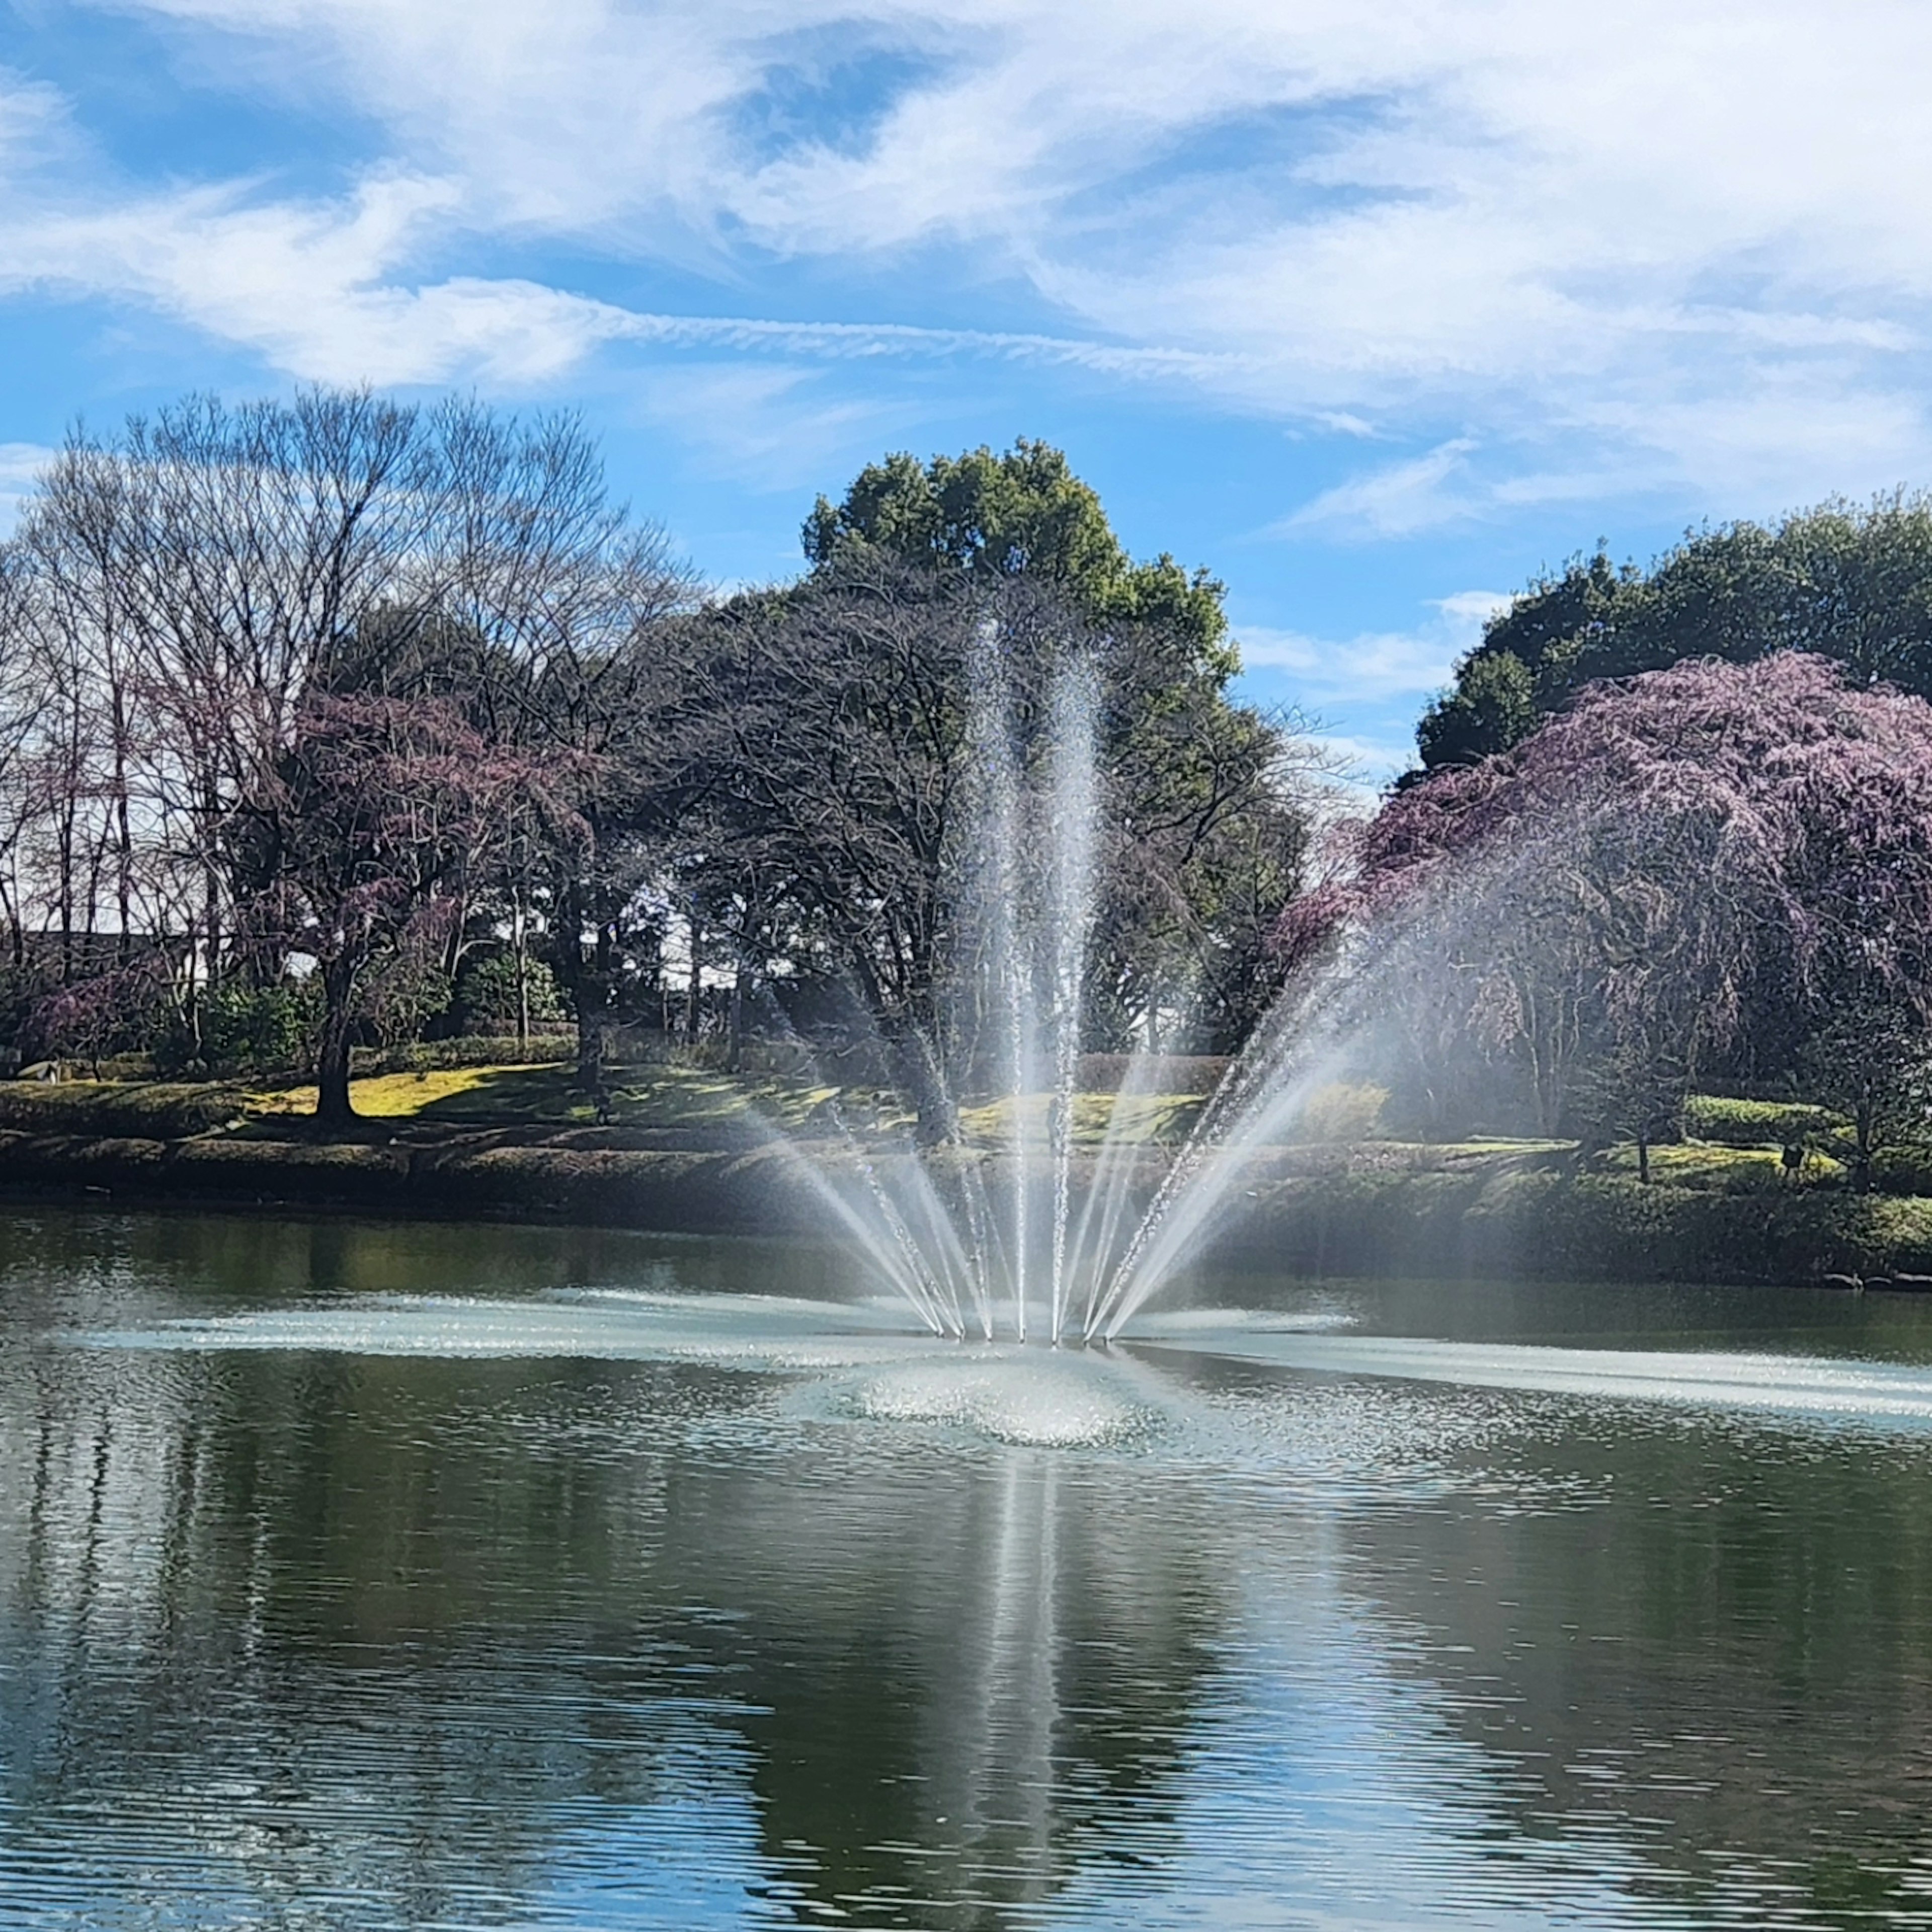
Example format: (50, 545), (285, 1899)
(2, 1), (1930, 780)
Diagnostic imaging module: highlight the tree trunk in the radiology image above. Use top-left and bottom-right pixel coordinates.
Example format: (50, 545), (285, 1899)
(313, 958), (358, 1129)
(845, 947), (956, 1146)
(892, 1026), (958, 1148)
(114, 742), (133, 969)
(550, 881), (606, 1090)
(1636, 1128), (1650, 1185)
(685, 917), (703, 1043)
(576, 1001), (606, 1087)
(514, 896), (530, 1052)
(728, 958), (746, 1073)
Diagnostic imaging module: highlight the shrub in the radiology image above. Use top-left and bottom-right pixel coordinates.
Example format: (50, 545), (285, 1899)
(456, 951), (566, 1034)
(1873, 1145), (1932, 1195)
(1292, 1081), (1390, 1143)
(195, 981), (323, 1078)
(360, 1034), (571, 1075)
(0, 1081), (243, 1138)
(1682, 1094), (1846, 1148)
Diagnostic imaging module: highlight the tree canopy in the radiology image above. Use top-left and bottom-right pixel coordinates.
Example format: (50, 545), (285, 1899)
(802, 439), (1235, 674)
(1416, 495), (1932, 772)
(0, 400), (1316, 1122)
(677, 443), (1317, 1130)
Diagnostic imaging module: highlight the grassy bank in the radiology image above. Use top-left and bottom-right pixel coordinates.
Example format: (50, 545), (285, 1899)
(1220, 1165), (1932, 1284)
(0, 1069), (1925, 1287)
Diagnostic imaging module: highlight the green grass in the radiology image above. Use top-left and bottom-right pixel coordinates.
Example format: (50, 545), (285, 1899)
(1600, 1140), (1844, 1191)
(954, 1090), (1206, 1148)
(18, 1070), (1931, 1219)
(236, 1063), (1214, 1143)
(1682, 1094), (1848, 1148)
(250, 1065), (537, 1120)
(245, 1061), (870, 1134)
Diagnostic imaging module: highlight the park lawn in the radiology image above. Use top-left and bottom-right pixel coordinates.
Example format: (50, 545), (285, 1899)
(954, 1090), (1206, 1148)
(249, 1064), (531, 1120)
(1380, 1136), (1573, 1160)
(245, 1061), (862, 1133)
(249, 1070), (1210, 1143)
(1600, 1140), (1846, 1190)
(0, 1077), (1894, 1211)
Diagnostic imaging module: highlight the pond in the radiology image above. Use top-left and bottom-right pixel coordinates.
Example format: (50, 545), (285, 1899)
(5, 1206), (1932, 1929)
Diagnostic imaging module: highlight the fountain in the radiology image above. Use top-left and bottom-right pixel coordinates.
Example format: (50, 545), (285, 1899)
(755, 621), (1355, 1349)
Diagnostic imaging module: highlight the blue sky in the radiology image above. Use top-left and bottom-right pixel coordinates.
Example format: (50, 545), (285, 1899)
(3, 1), (1930, 779)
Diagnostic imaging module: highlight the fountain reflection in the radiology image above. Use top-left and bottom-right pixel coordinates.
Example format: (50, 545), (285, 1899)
(14, 1214), (1932, 1925)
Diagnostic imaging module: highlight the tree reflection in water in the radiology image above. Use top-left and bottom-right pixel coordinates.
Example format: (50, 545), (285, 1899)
(8, 1212), (1932, 1926)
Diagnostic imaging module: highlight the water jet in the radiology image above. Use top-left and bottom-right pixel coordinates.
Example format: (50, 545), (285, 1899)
(760, 625), (1347, 1347)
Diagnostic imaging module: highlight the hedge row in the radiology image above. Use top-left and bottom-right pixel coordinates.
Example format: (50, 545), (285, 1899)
(1682, 1094), (1848, 1147)
(0, 1082), (247, 1139)
(1218, 1167), (1932, 1283)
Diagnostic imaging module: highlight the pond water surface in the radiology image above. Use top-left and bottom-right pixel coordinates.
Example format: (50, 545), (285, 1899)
(5, 1208), (1932, 1929)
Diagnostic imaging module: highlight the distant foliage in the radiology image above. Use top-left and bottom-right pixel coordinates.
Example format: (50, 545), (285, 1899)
(1417, 496), (1932, 772)
(457, 952), (566, 1033)
(1293, 1082), (1390, 1144)
(1682, 1095), (1845, 1148)
(20, 962), (171, 1073)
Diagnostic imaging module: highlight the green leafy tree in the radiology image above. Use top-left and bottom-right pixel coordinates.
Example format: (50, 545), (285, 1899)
(1414, 649), (1539, 773)
(793, 442), (1311, 1055)
(803, 440), (1233, 671)
(1416, 495), (1932, 773)
(196, 980), (322, 1077)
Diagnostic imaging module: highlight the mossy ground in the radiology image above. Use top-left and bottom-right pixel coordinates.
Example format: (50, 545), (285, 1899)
(245, 1063), (854, 1133)
(1599, 1141), (1846, 1190)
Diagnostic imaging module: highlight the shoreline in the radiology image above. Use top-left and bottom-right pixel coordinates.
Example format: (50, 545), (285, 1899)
(2, 1125), (1928, 1289)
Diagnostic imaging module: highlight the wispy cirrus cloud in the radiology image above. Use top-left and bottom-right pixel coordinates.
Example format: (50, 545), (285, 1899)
(1276, 441), (1482, 541)
(1237, 589), (1510, 705)
(7, 1), (1932, 518)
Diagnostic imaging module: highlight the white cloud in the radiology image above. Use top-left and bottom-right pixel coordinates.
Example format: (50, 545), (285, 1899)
(11, 3), (1932, 508)
(0, 443), (54, 534)
(0, 164), (632, 386)
(1306, 730), (1419, 797)
(1237, 589), (1509, 704)
(1278, 440), (1481, 540)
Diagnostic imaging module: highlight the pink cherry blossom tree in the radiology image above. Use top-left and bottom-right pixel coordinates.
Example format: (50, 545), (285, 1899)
(1282, 654), (1932, 1168)
(234, 693), (584, 1127)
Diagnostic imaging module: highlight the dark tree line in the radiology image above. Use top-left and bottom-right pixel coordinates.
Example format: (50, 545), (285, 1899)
(1418, 495), (1932, 773)
(0, 394), (1317, 1122)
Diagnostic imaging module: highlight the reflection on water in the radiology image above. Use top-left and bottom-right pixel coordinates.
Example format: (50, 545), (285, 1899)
(8, 1211), (1932, 1926)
